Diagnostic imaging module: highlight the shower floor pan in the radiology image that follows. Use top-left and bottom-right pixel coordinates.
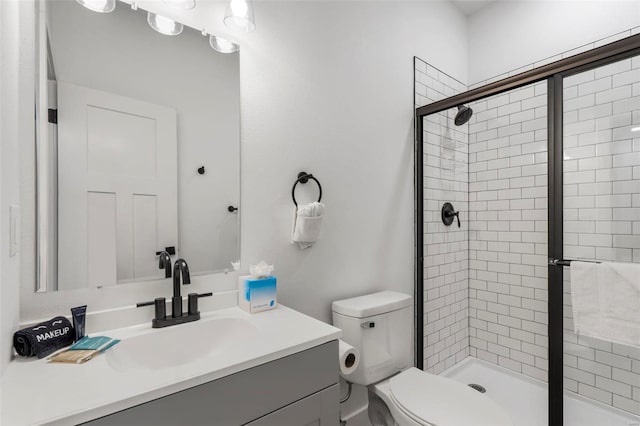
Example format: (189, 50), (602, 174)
(443, 357), (639, 426)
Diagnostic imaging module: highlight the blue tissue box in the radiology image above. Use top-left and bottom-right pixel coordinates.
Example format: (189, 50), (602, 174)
(238, 276), (277, 313)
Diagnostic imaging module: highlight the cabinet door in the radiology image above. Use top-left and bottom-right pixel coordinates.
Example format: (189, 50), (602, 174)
(245, 385), (339, 426)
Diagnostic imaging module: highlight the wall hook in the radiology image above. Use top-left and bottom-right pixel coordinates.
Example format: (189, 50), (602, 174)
(197, 166), (205, 175)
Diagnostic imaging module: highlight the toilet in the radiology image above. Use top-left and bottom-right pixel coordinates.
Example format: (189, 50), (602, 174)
(332, 291), (513, 426)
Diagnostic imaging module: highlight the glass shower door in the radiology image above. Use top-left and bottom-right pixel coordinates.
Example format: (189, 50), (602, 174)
(562, 54), (640, 425)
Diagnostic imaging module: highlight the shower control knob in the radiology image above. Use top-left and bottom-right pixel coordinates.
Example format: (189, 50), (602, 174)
(442, 202), (461, 228)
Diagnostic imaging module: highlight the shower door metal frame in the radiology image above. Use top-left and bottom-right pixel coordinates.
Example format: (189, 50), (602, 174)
(415, 33), (640, 426)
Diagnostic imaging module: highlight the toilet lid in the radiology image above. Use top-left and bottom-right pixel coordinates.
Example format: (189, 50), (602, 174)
(389, 368), (513, 426)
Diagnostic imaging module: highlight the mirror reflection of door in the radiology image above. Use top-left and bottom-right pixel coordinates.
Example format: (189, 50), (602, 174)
(57, 83), (178, 290)
(33, 0), (240, 293)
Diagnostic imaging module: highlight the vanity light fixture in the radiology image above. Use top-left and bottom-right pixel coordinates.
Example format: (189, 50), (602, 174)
(209, 35), (239, 54)
(224, 0), (255, 33)
(162, 0), (196, 10)
(631, 126), (640, 132)
(147, 12), (184, 36)
(76, 0), (115, 13)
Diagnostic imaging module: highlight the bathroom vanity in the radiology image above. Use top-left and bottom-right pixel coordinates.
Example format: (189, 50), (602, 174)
(85, 342), (338, 426)
(2, 306), (341, 425)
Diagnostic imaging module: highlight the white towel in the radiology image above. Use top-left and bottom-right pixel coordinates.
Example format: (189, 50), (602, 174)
(570, 261), (640, 347)
(292, 202), (325, 249)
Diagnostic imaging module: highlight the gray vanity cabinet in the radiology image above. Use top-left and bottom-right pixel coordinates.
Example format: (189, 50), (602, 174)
(82, 341), (339, 426)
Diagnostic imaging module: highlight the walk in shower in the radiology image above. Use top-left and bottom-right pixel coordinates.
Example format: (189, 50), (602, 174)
(415, 32), (640, 426)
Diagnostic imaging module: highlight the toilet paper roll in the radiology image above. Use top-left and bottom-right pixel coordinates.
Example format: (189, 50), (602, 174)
(338, 339), (360, 377)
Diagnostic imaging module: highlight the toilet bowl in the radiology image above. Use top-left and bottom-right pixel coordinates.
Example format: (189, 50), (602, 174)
(332, 291), (513, 426)
(370, 368), (513, 426)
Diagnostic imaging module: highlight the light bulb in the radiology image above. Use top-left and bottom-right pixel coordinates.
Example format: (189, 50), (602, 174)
(209, 35), (239, 54)
(230, 0), (248, 17)
(76, 0), (115, 13)
(147, 12), (184, 36)
(162, 0), (196, 10)
(224, 0), (255, 33)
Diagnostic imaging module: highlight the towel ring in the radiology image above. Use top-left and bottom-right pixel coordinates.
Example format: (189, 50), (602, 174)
(291, 171), (322, 207)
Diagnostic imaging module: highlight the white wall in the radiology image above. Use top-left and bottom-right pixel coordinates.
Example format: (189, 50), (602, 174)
(0, 0), (32, 379)
(467, 1), (640, 84)
(238, 4), (467, 422)
(239, 1), (467, 325)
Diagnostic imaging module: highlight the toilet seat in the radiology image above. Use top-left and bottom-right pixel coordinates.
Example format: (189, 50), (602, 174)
(386, 368), (513, 426)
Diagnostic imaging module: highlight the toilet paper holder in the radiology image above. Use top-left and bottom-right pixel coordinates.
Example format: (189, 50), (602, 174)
(338, 339), (360, 377)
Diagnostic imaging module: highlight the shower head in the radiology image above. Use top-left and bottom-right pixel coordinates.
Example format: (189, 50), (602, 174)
(454, 104), (473, 126)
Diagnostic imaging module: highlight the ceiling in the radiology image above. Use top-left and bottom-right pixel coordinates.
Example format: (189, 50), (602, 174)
(451, 0), (497, 16)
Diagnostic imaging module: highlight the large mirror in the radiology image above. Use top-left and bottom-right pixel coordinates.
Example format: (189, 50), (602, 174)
(35, 0), (240, 292)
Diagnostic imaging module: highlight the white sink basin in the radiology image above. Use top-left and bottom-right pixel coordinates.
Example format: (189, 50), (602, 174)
(106, 317), (258, 372)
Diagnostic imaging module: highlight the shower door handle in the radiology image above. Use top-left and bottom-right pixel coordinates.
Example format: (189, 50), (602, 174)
(548, 259), (570, 267)
(549, 259), (600, 267)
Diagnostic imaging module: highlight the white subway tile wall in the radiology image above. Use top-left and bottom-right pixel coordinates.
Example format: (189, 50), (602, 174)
(415, 50), (640, 416)
(562, 56), (640, 416)
(415, 58), (470, 374)
(563, 57), (640, 264)
(467, 81), (550, 383)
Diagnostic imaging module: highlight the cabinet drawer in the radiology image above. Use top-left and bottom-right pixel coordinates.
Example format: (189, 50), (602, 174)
(245, 384), (339, 426)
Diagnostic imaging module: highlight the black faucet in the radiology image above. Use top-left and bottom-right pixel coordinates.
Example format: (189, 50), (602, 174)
(172, 259), (191, 318)
(158, 251), (172, 278)
(136, 258), (212, 328)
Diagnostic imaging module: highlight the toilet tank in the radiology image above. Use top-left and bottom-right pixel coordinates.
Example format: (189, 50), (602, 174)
(332, 291), (413, 386)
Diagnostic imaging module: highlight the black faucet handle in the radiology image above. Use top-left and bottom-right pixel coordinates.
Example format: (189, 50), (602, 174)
(188, 292), (213, 316)
(137, 298), (167, 321)
(155, 246), (176, 256)
(188, 293), (198, 316)
(154, 298), (166, 320)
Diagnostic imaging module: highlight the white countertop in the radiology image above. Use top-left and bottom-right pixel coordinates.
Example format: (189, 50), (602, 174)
(1, 305), (341, 426)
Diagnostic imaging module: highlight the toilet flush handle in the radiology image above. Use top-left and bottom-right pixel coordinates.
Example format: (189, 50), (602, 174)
(361, 321), (375, 329)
